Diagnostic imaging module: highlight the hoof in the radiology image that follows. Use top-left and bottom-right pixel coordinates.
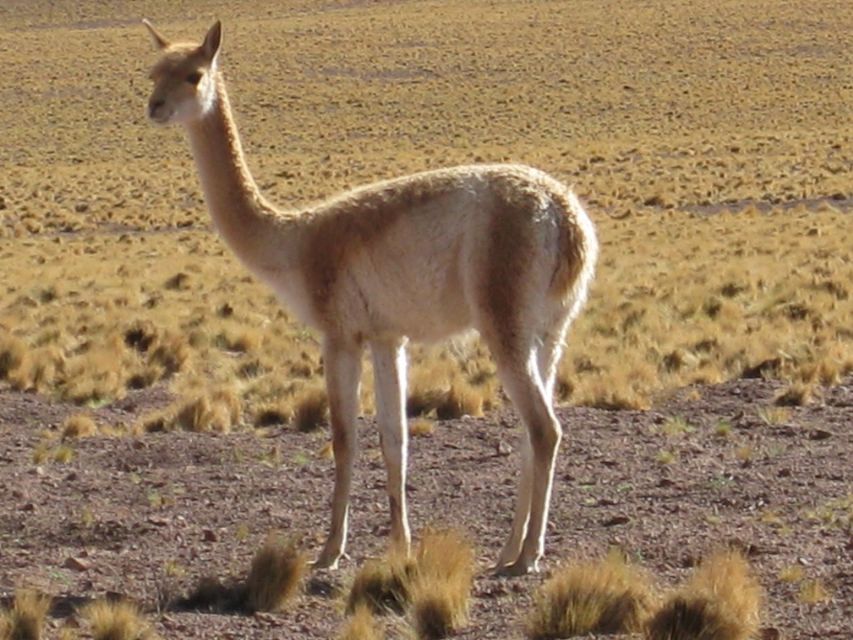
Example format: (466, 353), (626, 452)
(493, 558), (539, 577)
(312, 550), (347, 571)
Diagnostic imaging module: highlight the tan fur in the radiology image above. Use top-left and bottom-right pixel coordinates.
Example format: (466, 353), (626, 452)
(144, 20), (598, 575)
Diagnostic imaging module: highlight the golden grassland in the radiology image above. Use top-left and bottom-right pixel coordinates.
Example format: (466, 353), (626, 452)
(1, 0), (851, 426)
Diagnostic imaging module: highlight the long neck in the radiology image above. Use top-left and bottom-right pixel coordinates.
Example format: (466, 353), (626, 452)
(184, 74), (285, 267)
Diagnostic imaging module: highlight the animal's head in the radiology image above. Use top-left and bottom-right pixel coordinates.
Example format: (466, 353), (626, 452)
(143, 19), (222, 125)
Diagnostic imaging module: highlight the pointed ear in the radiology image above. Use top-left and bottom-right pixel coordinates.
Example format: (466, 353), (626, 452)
(142, 18), (170, 50)
(201, 20), (222, 62)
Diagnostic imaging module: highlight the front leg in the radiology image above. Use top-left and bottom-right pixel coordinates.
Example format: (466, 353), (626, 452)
(314, 337), (362, 570)
(370, 339), (411, 556)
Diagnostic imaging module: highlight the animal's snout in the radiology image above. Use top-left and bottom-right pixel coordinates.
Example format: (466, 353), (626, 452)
(148, 97), (166, 119)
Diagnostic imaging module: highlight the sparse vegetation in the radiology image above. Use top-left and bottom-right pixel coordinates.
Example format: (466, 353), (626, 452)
(82, 600), (157, 640)
(344, 530), (473, 638)
(338, 605), (385, 640)
(347, 554), (415, 616)
(0, 590), (51, 640)
(527, 551), (655, 639)
(244, 534), (308, 612)
(409, 530), (475, 639)
(646, 550), (761, 640)
(61, 414), (98, 439)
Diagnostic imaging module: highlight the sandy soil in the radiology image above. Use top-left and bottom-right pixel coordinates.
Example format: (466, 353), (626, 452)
(1, 376), (849, 639)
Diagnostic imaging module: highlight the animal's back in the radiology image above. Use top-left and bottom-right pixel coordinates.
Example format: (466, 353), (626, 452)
(300, 164), (595, 342)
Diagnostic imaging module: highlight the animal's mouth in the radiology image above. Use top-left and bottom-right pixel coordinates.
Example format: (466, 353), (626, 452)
(148, 109), (172, 125)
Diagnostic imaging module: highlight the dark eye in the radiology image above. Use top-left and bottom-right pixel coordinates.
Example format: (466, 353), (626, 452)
(186, 71), (202, 85)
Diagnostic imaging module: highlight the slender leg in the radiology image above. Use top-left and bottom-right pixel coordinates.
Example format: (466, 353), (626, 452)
(494, 351), (562, 576)
(494, 428), (532, 569)
(370, 339), (412, 555)
(314, 338), (362, 570)
(537, 320), (570, 406)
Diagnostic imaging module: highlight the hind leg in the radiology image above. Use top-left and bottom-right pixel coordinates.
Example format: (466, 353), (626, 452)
(494, 427), (532, 569)
(537, 318), (570, 405)
(490, 344), (562, 576)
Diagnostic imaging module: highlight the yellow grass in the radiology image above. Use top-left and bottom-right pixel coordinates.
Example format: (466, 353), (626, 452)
(347, 554), (415, 616)
(82, 600), (156, 640)
(62, 414), (98, 439)
(0, 0), (850, 423)
(244, 534), (308, 613)
(646, 550), (761, 640)
(409, 530), (475, 639)
(527, 551), (656, 639)
(338, 605), (385, 640)
(0, 590), (51, 640)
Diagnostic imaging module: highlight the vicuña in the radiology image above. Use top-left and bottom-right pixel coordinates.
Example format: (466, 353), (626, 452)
(143, 19), (598, 575)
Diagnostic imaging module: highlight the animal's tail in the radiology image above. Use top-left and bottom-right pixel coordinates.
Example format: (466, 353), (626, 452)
(550, 189), (598, 301)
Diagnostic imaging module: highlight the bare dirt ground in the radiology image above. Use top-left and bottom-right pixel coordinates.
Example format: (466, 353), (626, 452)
(1, 376), (850, 639)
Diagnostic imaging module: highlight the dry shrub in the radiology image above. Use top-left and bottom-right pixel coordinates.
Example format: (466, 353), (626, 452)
(409, 418), (435, 438)
(527, 551), (655, 639)
(798, 579), (831, 604)
(244, 534), (308, 612)
(409, 530), (475, 639)
(338, 604), (385, 640)
(62, 413), (98, 439)
(0, 589), (51, 640)
(0, 333), (27, 380)
(347, 554), (415, 616)
(174, 388), (241, 433)
(773, 381), (816, 406)
(164, 272), (191, 291)
(147, 333), (190, 377)
(254, 402), (293, 427)
(123, 321), (159, 353)
(83, 600), (156, 640)
(293, 386), (328, 432)
(437, 380), (484, 419)
(7, 347), (64, 393)
(408, 369), (484, 419)
(60, 347), (127, 405)
(176, 535), (307, 614)
(646, 550), (761, 640)
(218, 329), (261, 353)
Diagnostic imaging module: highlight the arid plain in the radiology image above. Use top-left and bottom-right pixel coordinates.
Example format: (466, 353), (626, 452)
(0, 1), (851, 638)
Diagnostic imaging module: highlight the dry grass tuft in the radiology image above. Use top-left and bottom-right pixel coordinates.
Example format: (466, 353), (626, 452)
(409, 418), (435, 438)
(174, 388), (242, 433)
(527, 551), (655, 639)
(409, 530), (475, 639)
(773, 381), (816, 406)
(338, 604), (385, 640)
(0, 333), (27, 380)
(62, 413), (98, 439)
(82, 599), (156, 640)
(347, 554), (415, 616)
(0, 589), (51, 640)
(798, 579), (831, 604)
(292, 387), (328, 433)
(646, 550), (761, 640)
(244, 533), (308, 612)
(254, 403), (293, 427)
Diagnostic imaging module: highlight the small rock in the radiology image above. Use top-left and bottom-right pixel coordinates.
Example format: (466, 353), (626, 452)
(64, 556), (91, 571)
(602, 514), (630, 527)
(808, 429), (832, 441)
(496, 440), (512, 456)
